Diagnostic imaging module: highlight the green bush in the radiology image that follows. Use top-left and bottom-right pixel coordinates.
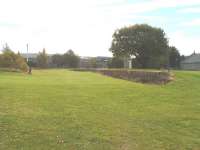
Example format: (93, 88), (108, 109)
(108, 57), (124, 68)
(0, 47), (28, 72)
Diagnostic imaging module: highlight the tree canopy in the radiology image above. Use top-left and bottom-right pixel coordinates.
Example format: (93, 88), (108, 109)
(169, 46), (181, 69)
(51, 50), (80, 68)
(51, 54), (64, 67)
(108, 57), (124, 68)
(0, 44), (28, 72)
(63, 50), (80, 68)
(109, 24), (169, 68)
(36, 48), (48, 68)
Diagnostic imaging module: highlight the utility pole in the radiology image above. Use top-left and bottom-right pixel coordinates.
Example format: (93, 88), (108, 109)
(26, 44), (29, 62)
(26, 43), (32, 74)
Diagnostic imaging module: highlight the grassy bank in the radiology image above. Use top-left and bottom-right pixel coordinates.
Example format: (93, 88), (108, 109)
(0, 69), (200, 149)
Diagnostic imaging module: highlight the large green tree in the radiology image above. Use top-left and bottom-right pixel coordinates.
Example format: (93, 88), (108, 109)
(108, 57), (124, 68)
(51, 54), (64, 67)
(36, 48), (48, 68)
(63, 50), (80, 68)
(169, 46), (181, 69)
(109, 24), (169, 68)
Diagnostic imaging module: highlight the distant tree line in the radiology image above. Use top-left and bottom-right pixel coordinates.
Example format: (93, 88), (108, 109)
(0, 24), (186, 70)
(29, 49), (80, 68)
(0, 45), (80, 71)
(51, 50), (80, 68)
(107, 57), (124, 68)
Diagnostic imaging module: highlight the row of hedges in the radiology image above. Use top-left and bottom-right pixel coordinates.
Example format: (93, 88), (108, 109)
(73, 69), (172, 84)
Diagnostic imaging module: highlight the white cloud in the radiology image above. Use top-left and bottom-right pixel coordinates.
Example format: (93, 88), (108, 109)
(181, 19), (200, 26)
(0, 0), (200, 56)
(178, 7), (200, 13)
(169, 31), (200, 55)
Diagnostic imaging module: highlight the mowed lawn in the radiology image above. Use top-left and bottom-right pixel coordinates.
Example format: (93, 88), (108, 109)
(0, 69), (200, 150)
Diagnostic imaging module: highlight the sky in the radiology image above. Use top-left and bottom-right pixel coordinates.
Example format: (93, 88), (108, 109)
(0, 0), (200, 56)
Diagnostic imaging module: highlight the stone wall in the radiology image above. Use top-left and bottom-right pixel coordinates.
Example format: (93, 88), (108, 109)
(73, 69), (172, 84)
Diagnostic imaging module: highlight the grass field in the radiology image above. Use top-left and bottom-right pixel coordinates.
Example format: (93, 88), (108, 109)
(0, 69), (200, 150)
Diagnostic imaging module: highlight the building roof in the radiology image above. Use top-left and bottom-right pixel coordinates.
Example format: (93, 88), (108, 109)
(181, 54), (200, 64)
(21, 53), (38, 58)
(20, 53), (53, 58)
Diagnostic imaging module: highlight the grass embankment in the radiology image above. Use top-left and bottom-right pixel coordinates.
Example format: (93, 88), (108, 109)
(0, 69), (200, 150)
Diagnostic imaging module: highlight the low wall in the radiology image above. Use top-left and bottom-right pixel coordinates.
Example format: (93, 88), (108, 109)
(0, 68), (22, 73)
(73, 69), (172, 84)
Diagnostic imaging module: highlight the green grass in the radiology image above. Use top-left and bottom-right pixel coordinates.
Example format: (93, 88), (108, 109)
(0, 69), (200, 150)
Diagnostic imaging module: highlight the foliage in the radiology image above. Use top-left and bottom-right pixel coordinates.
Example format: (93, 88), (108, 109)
(51, 54), (64, 67)
(0, 44), (28, 72)
(36, 48), (48, 68)
(51, 50), (80, 68)
(180, 55), (185, 62)
(62, 50), (80, 68)
(108, 57), (124, 68)
(169, 46), (181, 69)
(109, 24), (169, 68)
(0, 69), (200, 149)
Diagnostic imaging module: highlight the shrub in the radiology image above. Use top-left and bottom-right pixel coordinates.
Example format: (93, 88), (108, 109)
(108, 57), (124, 68)
(0, 47), (28, 72)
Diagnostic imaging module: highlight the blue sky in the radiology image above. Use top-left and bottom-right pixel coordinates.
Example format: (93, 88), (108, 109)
(0, 0), (200, 56)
